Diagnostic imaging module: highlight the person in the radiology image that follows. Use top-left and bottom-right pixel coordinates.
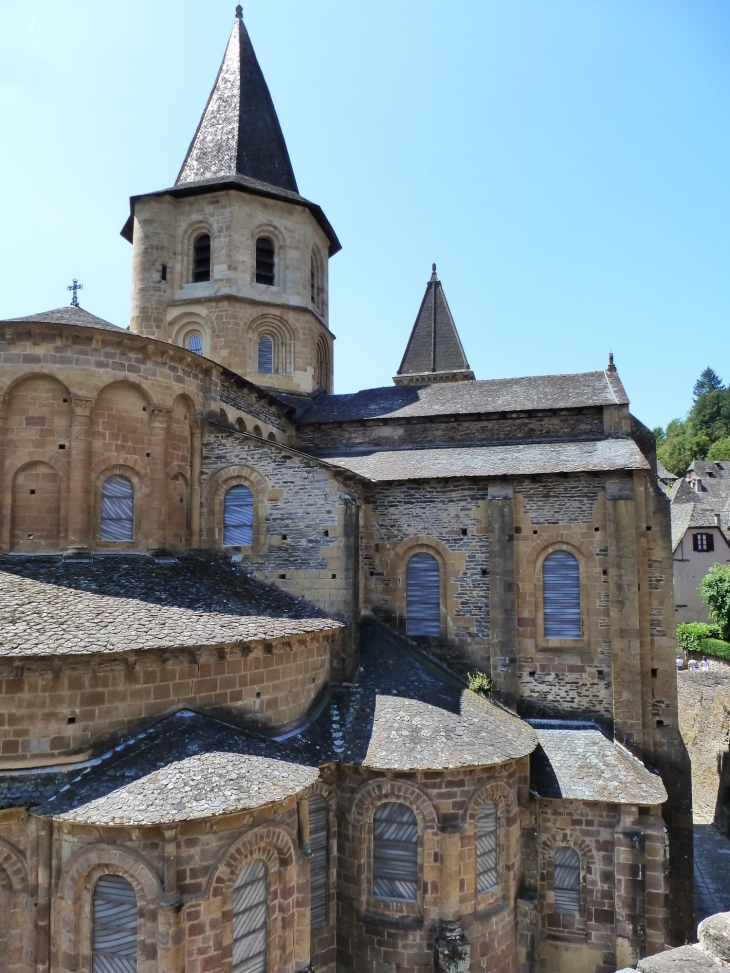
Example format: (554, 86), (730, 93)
(676, 655), (684, 671)
(689, 657), (699, 671)
(701, 657), (710, 672)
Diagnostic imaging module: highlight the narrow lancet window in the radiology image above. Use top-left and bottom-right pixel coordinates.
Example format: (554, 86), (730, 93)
(309, 795), (329, 930)
(92, 875), (138, 973)
(476, 802), (499, 894)
(554, 847), (580, 915)
(257, 335), (274, 373)
(406, 552), (440, 637)
(192, 233), (211, 282)
(186, 332), (203, 354)
(223, 485), (254, 547)
(255, 237), (275, 285)
(232, 860), (267, 973)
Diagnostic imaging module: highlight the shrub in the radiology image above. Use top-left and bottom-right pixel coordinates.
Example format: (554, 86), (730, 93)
(467, 670), (492, 697)
(698, 563), (730, 641)
(677, 621), (722, 653)
(699, 637), (730, 661)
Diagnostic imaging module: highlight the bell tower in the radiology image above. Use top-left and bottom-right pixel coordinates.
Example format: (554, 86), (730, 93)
(123, 6), (340, 394)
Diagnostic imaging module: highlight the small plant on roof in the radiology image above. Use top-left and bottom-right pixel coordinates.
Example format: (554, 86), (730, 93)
(467, 670), (492, 697)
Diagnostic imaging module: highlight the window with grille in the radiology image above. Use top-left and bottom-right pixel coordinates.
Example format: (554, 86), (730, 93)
(92, 875), (138, 973)
(543, 550), (581, 639)
(309, 795), (329, 930)
(372, 802), (418, 902)
(257, 336), (274, 373)
(232, 859), (267, 973)
(192, 233), (211, 282)
(255, 237), (275, 285)
(476, 801), (499, 895)
(223, 485), (254, 547)
(186, 332), (203, 355)
(100, 475), (134, 542)
(693, 533), (714, 552)
(406, 552), (441, 637)
(553, 847), (580, 915)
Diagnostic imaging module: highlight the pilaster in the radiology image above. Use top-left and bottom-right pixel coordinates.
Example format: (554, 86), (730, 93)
(487, 481), (518, 709)
(190, 417), (203, 549)
(67, 397), (94, 552)
(148, 408), (170, 553)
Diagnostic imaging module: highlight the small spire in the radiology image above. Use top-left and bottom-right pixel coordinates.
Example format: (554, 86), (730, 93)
(430, 263), (438, 282)
(235, 4), (243, 19)
(607, 352), (616, 373)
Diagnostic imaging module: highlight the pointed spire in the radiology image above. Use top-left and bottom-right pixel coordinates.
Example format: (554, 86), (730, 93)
(176, 9), (298, 192)
(394, 266), (475, 386)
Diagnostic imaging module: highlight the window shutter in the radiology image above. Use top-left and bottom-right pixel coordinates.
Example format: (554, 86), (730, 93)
(554, 847), (580, 915)
(372, 802), (418, 902)
(257, 336), (274, 374)
(223, 486), (254, 547)
(92, 875), (138, 973)
(232, 859), (267, 973)
(187, 333), (203, 355)
(476, 802), (498, 895)
(406, 552), (441, 637)
(707, 533), (715, 552)
(100, 476), (135, 542)
(255, 238), (275, 285)
(192, 234), (211, 282)
(309, 795), (329, 930)
(543, 551), (581, 639)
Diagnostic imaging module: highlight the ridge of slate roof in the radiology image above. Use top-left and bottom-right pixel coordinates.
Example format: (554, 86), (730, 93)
(396, 266), (473, 381)
(296, 370), (629, 424)
(0, 306), (124, 332)
(530, 725), (667, 805)
(177, 9), (297, 193)
(0, 554), (341, 658)
(317, 438), (649, 482)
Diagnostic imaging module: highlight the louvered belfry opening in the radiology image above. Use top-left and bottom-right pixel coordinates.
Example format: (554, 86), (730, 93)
(406, 552), (441, 637)
(100, 475), (135, 542)
(192, 233), (211, 282)
(232, 859), (268, 973)
(476, 802), (499, 895)
(372, 802), (418, 902)
(554, 847), (581, 915)
(187, 332), (203, 355)
(92, 875), (138, 973)
(255, 237), (275, 285)
(223, 485), (254, 547)
(257, 335), (274, 374)
(542, 550), (581, 639)
(309, 795), (329, 930)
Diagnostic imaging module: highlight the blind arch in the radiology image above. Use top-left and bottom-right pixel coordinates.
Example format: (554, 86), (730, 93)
(92, 875), (138, 973)
(232, 859), (267, 973)
(257, 336), (274, 374)
(543, 550), (581, 639)
(476, 801), (498, 895)
(372, 802), (418, 902)
(192, 233), (211, 282)
(406, 552), (441, 637)
(554, 846), (580, 914)
(309, 795), (329, 930)
(224, 485), (254, 547)
(100, 475), (134, 542)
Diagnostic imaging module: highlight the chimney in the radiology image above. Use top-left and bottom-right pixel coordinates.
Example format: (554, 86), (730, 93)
(716, 513), (722, 528)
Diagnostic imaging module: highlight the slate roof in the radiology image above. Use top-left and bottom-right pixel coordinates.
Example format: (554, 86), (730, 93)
(0, 555), (341, 658)
(670, 463), (730, 550)
(177, 9), (297, 193)
(0, 306), (124, 332)
(396, 266), (473, 380)
(530, 724), (667, 805)
(318, 438), (649, 482)
(296, 370), (628, 424)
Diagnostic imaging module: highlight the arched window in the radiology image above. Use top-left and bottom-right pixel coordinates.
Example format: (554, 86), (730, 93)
(258, 335), (274, 373)
(100, 475), (134, 542)
(192, 233), (211, 283)
(406, 552), (441, 637)
(223, 485), (254, 547)
(554, 847), (580, 915)
(309, 795), (329, 930)
(186, 331), (203, 355)
(92, 875), (138, 973)
(255, 237), (275, 285)
(543, 551), (581, 639)
(372, 802), (418, 902)
(316, 336), (329, 391)
(310, 248), (323, 310)
(476, 801), (498, 895)
(232, 859), (267, 973)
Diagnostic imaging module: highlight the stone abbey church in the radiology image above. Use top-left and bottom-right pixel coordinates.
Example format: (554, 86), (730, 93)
(0, 9), (692, 973)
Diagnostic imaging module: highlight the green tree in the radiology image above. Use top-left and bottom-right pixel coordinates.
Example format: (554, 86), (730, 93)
(693, 367), (725, 399)
(689, 387), (730, 443)
(698, 563), (730, 642)
(707, 437), (730, 461)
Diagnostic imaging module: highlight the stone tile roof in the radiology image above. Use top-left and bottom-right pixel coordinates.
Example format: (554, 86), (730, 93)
(670, 469), (730, 550)
(657, 462), (678, 482)
(318, 438), (649, 482)
(0, 555), (341, 658)
(530, 724), (667, 806)
(296, 370), (628, 424)
(1, 306), (124, 331)
(177, 10), (298, 193)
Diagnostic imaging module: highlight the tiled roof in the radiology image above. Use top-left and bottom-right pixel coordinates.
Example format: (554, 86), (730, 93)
(297, 370), (628, 424)
(1, 306), (124, 331)
(318, 438), (649, 482)
(0, 555), (341, 658)
(657, 462), (678, 482)
(530, 725), (667, 805)
(177, 10), (297, 193)
(670, 472), (730, 549)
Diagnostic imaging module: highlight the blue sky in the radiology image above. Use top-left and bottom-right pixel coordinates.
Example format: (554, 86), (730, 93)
(1, 1), (728, 429)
